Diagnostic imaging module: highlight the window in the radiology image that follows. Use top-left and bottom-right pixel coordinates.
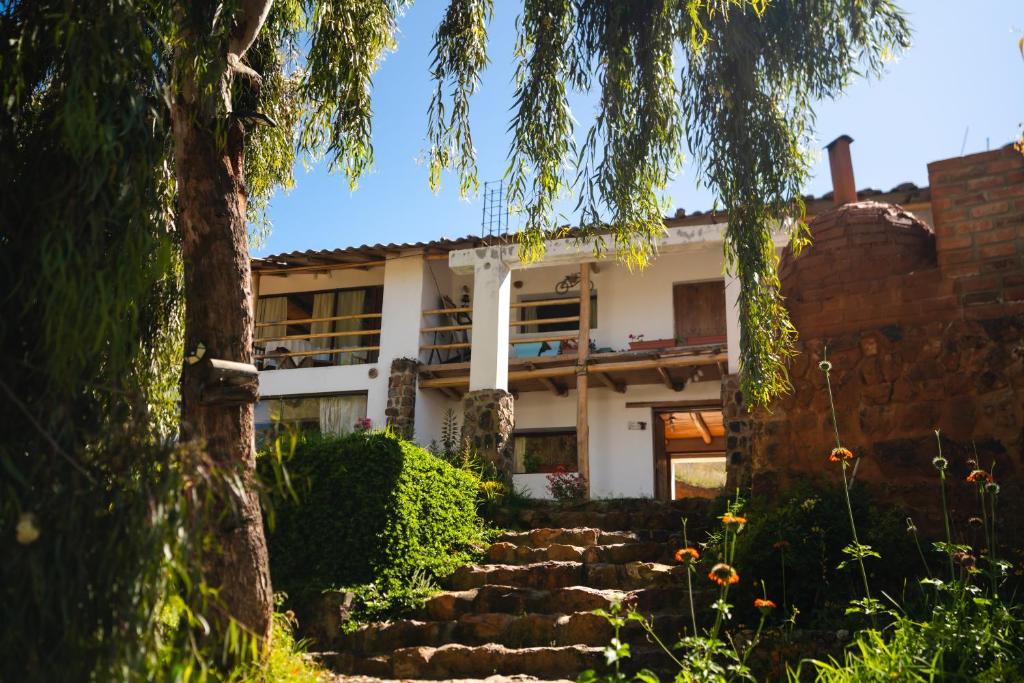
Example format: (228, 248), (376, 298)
(255, 393), (368, 444)
(255, 286), (383, 369)
(518, 293), (597, 334)
(512, 430), (577, 474)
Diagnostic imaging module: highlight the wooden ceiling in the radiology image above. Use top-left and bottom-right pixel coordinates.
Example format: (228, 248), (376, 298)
(662, 409), (725, 444)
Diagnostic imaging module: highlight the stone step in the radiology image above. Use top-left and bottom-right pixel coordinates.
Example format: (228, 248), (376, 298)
(340, 610), (699, 656)
(324, 675), (572, 683)
(444, 561), (687, 592)
(327, 643), (679, 679)
(493, 499), (714, 534)
(485, 541), (669, 565)
(334, 644), (604, 679)
(418, 584), (710, 621)
(495, 528), (638, 548)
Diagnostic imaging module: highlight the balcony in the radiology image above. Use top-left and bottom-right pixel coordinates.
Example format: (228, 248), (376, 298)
(417, 294), (727, 398)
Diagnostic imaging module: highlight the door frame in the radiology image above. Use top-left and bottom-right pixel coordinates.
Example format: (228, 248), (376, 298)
(651, 403), (723, 502)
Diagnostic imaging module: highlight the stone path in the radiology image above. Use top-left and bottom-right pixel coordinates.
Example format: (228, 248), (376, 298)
(321, 499), (713, 682)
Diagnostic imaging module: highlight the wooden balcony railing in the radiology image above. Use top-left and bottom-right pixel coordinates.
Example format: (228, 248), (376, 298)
(420, 297), (581, 361)
(254, 312), (382, 367)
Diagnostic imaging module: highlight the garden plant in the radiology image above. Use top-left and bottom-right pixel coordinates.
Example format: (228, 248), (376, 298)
(580, 355), (1024, 681)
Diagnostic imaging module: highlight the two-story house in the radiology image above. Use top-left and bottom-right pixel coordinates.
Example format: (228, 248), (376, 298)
(252, 138), (933, 501)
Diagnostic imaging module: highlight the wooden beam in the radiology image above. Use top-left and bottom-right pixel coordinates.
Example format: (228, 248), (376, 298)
(417, 351), (728, 389)
(593, 371), (625, 393)
(508, 315), (580, 328)
(657, 367), (684, 392)
(256, 327), (381, 343)
(690, 411), (713, 444)
(255, 311), (382, 328)
(576, 263), (591, 499)
(511, 297), (580, 309)
(255, 259), (387, 277)
(625, 399), (722, 410)
(539, 377), (568, 397)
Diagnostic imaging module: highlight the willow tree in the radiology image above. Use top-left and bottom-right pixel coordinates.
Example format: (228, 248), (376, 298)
(1, 0), (908, 674)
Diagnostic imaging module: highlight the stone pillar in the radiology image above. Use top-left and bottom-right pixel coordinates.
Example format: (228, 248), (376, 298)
(721, 374), (751, 492)
(469, 257), (511, 391)
(461, 389), (515, 480)
(385, 358), (418, 440)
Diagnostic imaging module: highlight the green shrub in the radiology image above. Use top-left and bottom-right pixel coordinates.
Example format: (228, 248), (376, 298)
(261, 431), (485, 609)
(725, 482), (910, 627)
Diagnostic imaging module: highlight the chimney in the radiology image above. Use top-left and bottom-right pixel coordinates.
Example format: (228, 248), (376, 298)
(826, 135), (857, 206)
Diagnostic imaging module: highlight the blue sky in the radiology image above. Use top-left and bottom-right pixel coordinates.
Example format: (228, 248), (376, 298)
(259, 1), (1023, 256)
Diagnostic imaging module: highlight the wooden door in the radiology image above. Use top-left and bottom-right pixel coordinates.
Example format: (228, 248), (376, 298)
(673, 281), (727, 345)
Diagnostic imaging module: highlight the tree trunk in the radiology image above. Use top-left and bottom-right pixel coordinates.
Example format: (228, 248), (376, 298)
(172, 103), (273, 645)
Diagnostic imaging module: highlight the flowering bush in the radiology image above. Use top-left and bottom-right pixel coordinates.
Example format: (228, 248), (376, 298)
(545, 465), (586, 502)
(354, 416), (372, 432)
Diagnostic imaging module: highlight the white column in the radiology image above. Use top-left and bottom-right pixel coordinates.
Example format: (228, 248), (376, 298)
(724, 274), (741, 374)
(469, 258), (511, 391)
(368, 255), (426, 426)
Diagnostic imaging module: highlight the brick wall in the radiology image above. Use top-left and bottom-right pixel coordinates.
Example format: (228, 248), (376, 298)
(779, 202), (950, 337)
(928, 145), (1024, 318)
(751, 144), (1024, 535)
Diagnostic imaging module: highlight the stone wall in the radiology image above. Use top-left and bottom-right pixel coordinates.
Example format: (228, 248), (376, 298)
(751, 317), (1024, 521)
(751, 145), (1024, 533)
(461, 389), (515, 480)
(385, 358), (417, 440)
(721, 374), (752, 492)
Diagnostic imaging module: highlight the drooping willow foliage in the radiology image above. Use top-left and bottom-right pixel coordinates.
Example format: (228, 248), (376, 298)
(0, 1), (221, 678)
(429, 0), (910, 405)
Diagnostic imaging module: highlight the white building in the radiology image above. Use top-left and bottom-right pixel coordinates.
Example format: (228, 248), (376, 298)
(251, 138), (935, 501)
(252, 218), (752, 502)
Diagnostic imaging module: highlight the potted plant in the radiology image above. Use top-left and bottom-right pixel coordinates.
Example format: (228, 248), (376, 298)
(628, 333), (676, 351)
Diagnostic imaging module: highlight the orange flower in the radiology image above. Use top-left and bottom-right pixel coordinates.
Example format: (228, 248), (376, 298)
(772, 540), (791, 551)
(754, 598), (777, 613)
(966, 469), (992, 484)
(828, 447), (854, 463)
(674, 547), (700, 564)
(708, 563), (739, 586)
(720, 514), (748, 526)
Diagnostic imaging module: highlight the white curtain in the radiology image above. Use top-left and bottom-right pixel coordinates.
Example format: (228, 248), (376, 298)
(256, 296), (288, 342)
(334, 289), (366, 365)
(319, 394), (368, 435)
(310, 292), (337, 362)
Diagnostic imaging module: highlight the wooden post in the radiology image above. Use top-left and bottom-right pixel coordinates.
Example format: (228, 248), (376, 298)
(576, 262), (591, 498)
(251, 270), (261, 329)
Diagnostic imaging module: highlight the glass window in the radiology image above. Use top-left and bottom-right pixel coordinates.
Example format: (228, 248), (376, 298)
(513, 430), (577, 474)
(255, 393), (368, 445)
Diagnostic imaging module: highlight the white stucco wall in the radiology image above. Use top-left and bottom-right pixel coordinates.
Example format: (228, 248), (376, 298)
(257, 227), (739, 498)
(512, 380), (722, 500)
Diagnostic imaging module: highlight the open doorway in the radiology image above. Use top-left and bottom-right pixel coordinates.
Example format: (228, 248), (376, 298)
(652, 406), (727, 501)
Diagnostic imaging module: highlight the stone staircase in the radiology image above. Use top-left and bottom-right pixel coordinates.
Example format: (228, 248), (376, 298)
(321, 499), (714, 682)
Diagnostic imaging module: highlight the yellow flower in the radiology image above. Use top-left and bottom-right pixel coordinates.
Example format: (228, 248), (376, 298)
(16, 512), (40, 545)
